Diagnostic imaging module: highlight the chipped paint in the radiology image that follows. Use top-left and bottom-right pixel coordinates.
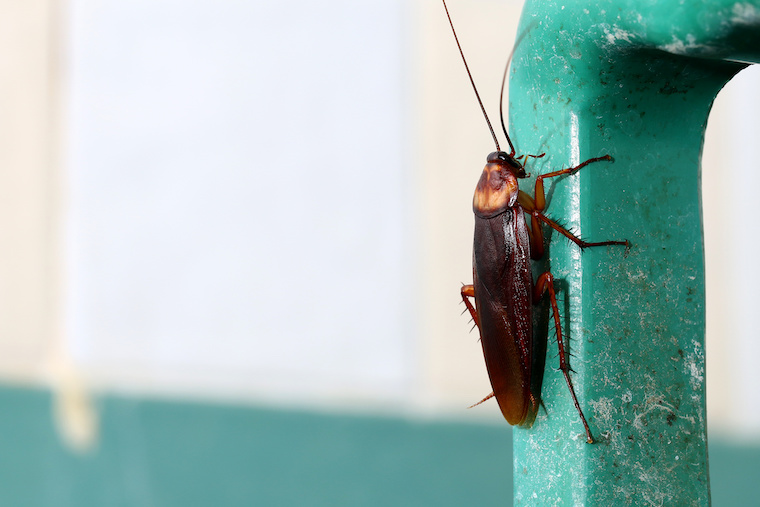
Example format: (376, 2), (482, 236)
(684, 339), (705, 391)
(601, 24), (637, 45)
(659, 34), (718, 56)
(731, 2), (760, 25)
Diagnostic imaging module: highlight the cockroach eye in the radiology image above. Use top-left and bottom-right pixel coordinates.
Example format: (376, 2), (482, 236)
(486, 151), (510, 163)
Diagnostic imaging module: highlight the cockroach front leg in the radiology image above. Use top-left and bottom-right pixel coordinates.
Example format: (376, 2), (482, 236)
(534, 271), (595, 444)
(518, 155), (629, 255)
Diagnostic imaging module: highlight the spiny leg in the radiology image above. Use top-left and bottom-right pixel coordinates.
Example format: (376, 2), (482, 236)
(515, 152), (546, 165)
(534, 271), (595, 444)
(534, 155), (614, 211)
(518, 189), (547, 259)
(537, 214), (629, 250)
(460, 284), (479, 328)
(468, 392), (494, 408)
(461, 285), (495, 408)
(518, 155), (629, 252)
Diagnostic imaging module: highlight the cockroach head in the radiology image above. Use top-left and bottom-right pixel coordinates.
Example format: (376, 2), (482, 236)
(487, 151), (527, 178)
(474, 152), (521, 217)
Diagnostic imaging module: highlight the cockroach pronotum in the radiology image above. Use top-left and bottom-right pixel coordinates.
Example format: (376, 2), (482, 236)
(442, 0), (628, 443)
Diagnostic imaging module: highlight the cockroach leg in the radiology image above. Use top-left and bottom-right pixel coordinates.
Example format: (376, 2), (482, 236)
(537, 214), (629, 250)
(521, 156), (629, 251)
(516, 152), (546, 163)
(461, 286), (496, 410)
(534, 155), (614, 211)
(460, 284), (479, 327)
(534, 271), (595, 444)
(468, 391), (495, 409)
(517, 190), (546, 260)
(533, 156), (612, 212)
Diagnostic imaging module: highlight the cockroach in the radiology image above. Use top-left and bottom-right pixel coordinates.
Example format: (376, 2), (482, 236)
(442, 0), (628, 443)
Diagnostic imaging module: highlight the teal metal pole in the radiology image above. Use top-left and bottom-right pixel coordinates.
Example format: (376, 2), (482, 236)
(508, 0), (760, 504)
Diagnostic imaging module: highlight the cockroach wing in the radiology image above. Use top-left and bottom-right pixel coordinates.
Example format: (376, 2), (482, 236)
(472, 207), (535, 426)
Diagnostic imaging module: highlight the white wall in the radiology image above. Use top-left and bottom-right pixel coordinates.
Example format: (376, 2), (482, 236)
(703, 64), (760, 438)
(65, 0), (417, 408)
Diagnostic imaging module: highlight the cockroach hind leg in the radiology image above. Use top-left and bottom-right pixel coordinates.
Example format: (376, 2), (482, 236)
(467, 392), (494, 409)
(538, 397), (547, 415)
(518, 393), (542, 429)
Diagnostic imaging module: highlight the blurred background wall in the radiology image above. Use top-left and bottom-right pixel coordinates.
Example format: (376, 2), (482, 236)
(0, 0), (757, 505)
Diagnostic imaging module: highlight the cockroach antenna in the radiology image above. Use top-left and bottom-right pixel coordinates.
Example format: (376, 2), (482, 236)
(499, 52), (516, 156)
(498, 22), (539, 157)
(443, 0), (527, 157)
(441, 0), (501, 152)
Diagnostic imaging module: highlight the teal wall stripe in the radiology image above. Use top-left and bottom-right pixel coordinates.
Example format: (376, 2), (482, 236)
(0, 386), (756, 505)
(0, 387), (511, 506)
